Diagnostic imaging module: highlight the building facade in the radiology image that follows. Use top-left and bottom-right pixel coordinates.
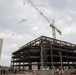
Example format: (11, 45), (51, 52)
(11, 36), (76, 70)
(0, 38), (3, 59)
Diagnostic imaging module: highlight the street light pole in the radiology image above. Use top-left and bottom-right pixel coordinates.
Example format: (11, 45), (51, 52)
(59, 52), (63, 72)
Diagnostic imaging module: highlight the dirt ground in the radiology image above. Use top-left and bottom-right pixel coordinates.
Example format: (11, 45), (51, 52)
(53, 72), (76, 75)
(1, 69), (76, 75)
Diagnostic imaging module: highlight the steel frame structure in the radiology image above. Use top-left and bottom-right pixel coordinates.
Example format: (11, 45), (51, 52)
(11, 36), (76, 70)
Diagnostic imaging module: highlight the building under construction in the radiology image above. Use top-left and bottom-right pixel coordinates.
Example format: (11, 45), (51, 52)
(11, 36), (76, 70)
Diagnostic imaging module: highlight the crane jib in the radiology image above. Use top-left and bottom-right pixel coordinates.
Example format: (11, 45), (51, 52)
(26, 0), (61, 38)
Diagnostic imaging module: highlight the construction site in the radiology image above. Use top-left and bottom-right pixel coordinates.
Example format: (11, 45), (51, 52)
(0, 0), (76, 75)
(11, 0), (76, 75)
(10, 35), (76, 75)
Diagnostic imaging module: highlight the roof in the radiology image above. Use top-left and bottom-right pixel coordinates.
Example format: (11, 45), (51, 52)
(12, 36), (76, 55)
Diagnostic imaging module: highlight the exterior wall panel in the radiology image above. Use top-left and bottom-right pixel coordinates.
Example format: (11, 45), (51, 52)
(0, 38), (3, 59)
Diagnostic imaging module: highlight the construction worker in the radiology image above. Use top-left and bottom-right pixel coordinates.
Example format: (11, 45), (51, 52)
(56, 68), (59, 75)
(3, 69), (6, 74)
(33, 70), (36, 75)
(0, 67), (1, 74)
(46, 67), (49, 70)
(54, 69), (56, 74)
(65, 69), (67, 74)
(0, 68), (3, 74)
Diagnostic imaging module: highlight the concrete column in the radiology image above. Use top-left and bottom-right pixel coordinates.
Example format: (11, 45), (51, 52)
(19, 62), (20, 71)
(29, 65), (32, 70)
(13, 62), (14, 69)
(50, 44), (54, 70)
(38, 65), (40, 70)
(16, 62), (17, 69)
(68, 62), (70, 69)
(50, 65), (52, 69)
(23, 62), (24, 71)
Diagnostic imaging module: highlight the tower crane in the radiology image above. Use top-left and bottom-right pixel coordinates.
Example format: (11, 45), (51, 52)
(22, 0), (62, 70)
(24, 0), (61, 39)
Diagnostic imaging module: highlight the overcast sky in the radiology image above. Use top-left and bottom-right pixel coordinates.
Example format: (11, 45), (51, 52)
(0, 0), (76, 66)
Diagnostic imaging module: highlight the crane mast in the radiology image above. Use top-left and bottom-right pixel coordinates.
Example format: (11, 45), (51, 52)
(25, 0), (61, 39)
